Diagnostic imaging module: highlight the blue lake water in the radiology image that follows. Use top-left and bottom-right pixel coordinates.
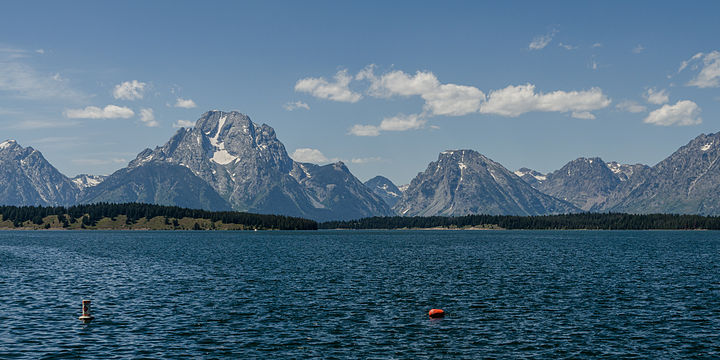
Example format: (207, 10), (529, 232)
(1, 230), (719, 358)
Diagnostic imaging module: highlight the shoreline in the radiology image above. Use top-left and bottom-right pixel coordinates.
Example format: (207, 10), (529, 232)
(2, 227), (714, 232)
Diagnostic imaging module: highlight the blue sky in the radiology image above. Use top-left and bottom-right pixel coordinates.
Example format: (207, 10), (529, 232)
(1, 1), (719, 185)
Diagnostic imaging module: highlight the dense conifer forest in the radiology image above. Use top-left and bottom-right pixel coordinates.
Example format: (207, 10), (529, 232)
(0, 203), (318, 230)
(4, 204), (720, 231)
(320, 213), (720, 230)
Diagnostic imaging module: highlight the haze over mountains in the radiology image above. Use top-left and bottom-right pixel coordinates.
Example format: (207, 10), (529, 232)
(2, 111), (720, 220)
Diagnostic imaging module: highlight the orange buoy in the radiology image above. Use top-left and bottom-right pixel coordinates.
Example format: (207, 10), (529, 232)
(428, 308), (445, 318)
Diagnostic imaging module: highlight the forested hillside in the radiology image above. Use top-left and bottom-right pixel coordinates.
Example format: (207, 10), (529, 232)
(0, 203), (317, 230)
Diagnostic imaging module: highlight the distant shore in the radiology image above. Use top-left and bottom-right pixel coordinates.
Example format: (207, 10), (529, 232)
(5, 203), (720, 231)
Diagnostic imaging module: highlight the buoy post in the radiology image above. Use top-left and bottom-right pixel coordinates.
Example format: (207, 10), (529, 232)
(79, 299), (95, 322)
(429, 308), (445, 318)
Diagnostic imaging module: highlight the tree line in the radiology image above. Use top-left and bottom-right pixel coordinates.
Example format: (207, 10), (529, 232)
(0, 203), (318, 230)
(319, 213), (720, 230)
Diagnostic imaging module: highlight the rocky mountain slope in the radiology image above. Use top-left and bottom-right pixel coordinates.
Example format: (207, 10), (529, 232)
(364, 176), (402, 207)
(393, 150), (579, 216)
(516, 159), (653, 211)
(5, 114), (720, 219)
(291, 162), (393, 220)
(534, 157), (623, 211)
(121, 111), (392, 220)
(608, 132), (720, 215)
(0, 140), (78, 206)
(71, 174), (106, 190)
(513, 168), (546, 188)
(79, 162), (232, 211)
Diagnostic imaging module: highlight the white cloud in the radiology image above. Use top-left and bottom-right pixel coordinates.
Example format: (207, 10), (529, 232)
(10, 120), (80, 129)
(616, 100), (647, 113)
(139, 108), (158, 127)
(592, 43), (603, 48)
(359, 66), (439, 97)
(64, 105), (135, 119)
(528, 29), (557, 51)
(349, 114), (426, 137)
(632, 45), (645, 54)
(112, 80), (146, 100)
(644, 88), (669, 105)
(283, 101), (310, 111)
(291, 148), (329, 163)
(558, 43), (576, 50)
(680, 51), (720, 88)
(379, 113), (426, 131)
(644, 100), (702, 126)
(0, 47), (30, 60)
(174, 98), (197, 108)
(309, 65), (614, 136)
(423, 84), (485, 116)
(173, 119), (194, 128)
(571, 111), (595, 120)
(357, 67), (485, 116)
(479, 84), (610, 117)
(295, 69), (362, 103)
(348, 124), (380, 137)
(35, 49), (45, 55)
(678, 52), (704, 72)
(0, 62), (84, 100)
(350, 157), (383, 164)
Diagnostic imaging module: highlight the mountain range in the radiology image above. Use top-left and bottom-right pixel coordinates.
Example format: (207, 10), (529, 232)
(2, 110), (720, 219)
(393, 150), (578, 216)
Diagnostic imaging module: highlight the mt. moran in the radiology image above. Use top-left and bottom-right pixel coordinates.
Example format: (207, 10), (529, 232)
(85, 111), (393, 221)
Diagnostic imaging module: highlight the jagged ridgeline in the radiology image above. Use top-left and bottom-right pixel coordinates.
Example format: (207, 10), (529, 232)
(0, 203), (317, 230)
(4, 113), (720, 219)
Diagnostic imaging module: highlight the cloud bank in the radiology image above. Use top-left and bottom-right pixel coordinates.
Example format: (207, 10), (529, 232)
(296, 66), (612, 136)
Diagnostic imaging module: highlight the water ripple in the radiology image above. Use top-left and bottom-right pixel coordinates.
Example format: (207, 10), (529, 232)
(0, 230), (719, 358)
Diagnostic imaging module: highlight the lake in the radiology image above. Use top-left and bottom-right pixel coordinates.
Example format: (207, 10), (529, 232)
(1, 230), (719, 358)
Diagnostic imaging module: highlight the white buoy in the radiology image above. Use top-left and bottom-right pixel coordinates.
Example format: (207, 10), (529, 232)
(79, 299), (94, 322)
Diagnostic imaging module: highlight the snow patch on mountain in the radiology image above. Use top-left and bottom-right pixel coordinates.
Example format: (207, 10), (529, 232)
(206, 115), (240, 165)
(514, 168), (547, 181)
(0, 140), (16, 150)
(606, 162), (622, 174)
(71, 174), (106, 189)
(211, 149), (237, 165)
